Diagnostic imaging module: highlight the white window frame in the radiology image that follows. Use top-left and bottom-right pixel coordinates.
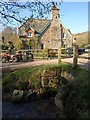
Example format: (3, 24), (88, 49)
(27, 32), (32, 37)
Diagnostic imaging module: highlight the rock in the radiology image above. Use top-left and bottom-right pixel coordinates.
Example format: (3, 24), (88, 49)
(42, 70), (60, 88)
(60, 77), (68, 85)
(12, 90), (23, 102)
(55, 85), (69, 109)
(24, 90), (32, 102)
(57, 85), (69, 95)
(55, 96), (63, 110)
(48, 77), (59, 88)
(56, 85), (67, 99)
(42, 77), (49, 87)
(43, 70), (56, 77)
(61, 71), (75, 81)
(41, 69), (74, 93)
(25, 90), (38, 102)
(53, 77), (60, 84)
(56, 69), (62, 78)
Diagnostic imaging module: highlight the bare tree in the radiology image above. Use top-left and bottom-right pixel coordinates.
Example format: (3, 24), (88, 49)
(2, 26), (18, 43)
(0, 0), (63, 26)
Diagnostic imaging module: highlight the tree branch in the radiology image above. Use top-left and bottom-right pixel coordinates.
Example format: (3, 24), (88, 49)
(0, 1), (62, 26)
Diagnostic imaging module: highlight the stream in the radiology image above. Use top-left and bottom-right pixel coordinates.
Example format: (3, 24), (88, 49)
(2, 97), (58, 119)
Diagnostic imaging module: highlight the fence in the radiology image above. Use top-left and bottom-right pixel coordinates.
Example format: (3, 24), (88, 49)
(28, 48), (74, 59)
(22, 49), (48, 59)
(1, 47), (81, 60)
(2, 48), (74, 59)
(1, 45), (86, 67)
(48, 48), (73, 59)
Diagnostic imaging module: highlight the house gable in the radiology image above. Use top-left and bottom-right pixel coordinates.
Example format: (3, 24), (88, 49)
(25, 29), (34, 38)
(18, 3), (73, 49)
(19, 19), (51, 37)
(60, 21), (73, 47)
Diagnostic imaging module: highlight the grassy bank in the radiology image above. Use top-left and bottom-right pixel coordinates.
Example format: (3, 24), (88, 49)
(2, 63), (72, 93)
(2, 62), (89, 118)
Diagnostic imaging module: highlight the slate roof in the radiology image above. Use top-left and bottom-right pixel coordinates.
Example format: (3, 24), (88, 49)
(19, 18), (73, 38)
(19, 18), (51, 37)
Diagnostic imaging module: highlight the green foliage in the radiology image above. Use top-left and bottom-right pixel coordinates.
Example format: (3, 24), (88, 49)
(61, 48), (67, 54)
(2, 64), (66, 93)
(75, 32), (88, 47)
(14, 37), (39, 50)
(2, 43), (8, 50)
(74, 70), (89, 99)
(16, 80), (29, 90)
(41, 87), (51, 95)
(58, 62), (73, 72)
(30, 79), (41, 89)
(26, 37), (38, 49)
(14, 39), (29, 50)
(14, 40), (22, 50)
(35, 80), (42, 88)
(80, 43), (87, 48)
(2, 73), (16, 85)
(41, 48), (48, 55)
(63, 69), (89, 118)
(2, 73), (16, 93)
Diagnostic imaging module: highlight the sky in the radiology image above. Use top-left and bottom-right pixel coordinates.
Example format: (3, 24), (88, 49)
(57, 2), (88, 34)
(19, 2), (88, 34)
(1, 1), (89, 34)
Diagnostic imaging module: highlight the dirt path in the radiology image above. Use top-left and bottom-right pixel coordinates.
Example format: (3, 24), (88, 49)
(1, 57), (90, 73)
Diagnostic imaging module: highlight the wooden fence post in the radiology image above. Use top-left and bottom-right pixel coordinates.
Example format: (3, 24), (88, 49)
(73, 45), (78, 68)
(58, 45), (61, 64)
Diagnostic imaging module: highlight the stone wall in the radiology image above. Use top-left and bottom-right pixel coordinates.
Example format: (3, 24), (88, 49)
(63, 27), (73, 47)
(41, 69), (75, 88)
(11, 69), (75, 103)
(41, 69), (62, 88)
(40, 26), (51, 49)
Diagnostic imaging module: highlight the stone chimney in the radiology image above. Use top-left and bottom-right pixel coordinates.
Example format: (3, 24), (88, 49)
(50, 2), (62, 48)
(51, 2), (60, 21)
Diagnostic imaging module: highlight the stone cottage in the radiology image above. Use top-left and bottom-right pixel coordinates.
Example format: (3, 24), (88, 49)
(19, 3), (73, 49)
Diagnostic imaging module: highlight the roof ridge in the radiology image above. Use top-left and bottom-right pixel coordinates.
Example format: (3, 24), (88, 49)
(19, 18), (51, 29)
(40, 21), (51, 34)
(28, 18), (51, 21)
(60, 21), (72, 37)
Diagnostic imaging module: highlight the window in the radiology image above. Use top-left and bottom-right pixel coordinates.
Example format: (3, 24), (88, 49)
(62, 32), (66, 39)
(62, 32), (64, 38)
(28, 45), (32, 49)
(27, 32), (32, 37)
(58, 14), (60, 18)
(41, 44), (44, 49)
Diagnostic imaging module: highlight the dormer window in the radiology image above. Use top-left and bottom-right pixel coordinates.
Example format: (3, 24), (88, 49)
(27, 32), (32, 37)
